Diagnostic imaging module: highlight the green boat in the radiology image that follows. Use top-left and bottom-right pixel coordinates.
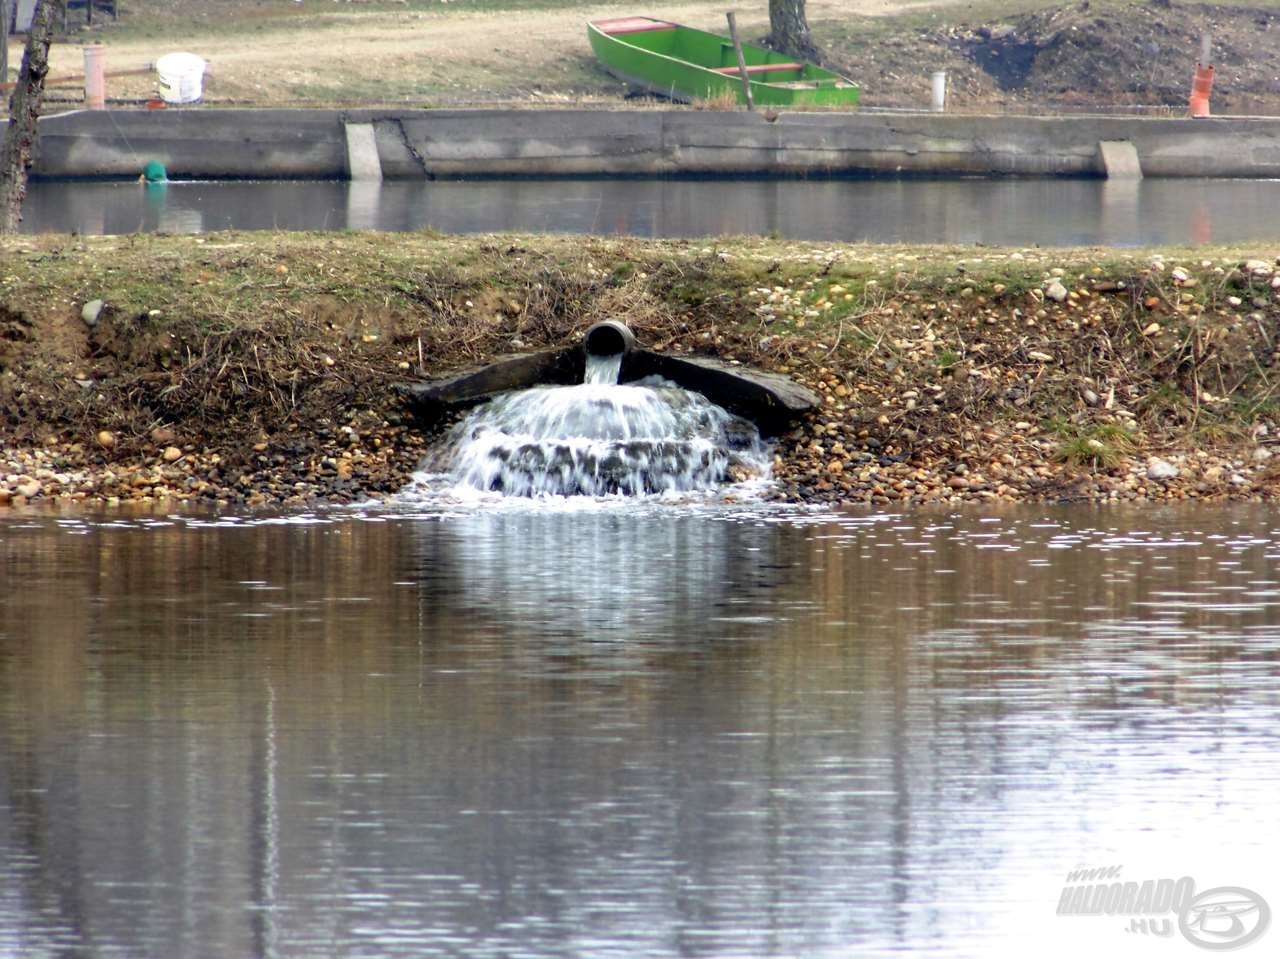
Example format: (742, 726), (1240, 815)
(587, 16), (859, 108)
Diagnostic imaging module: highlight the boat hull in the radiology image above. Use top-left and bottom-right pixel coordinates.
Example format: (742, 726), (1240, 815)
(587, 17), (859, 108)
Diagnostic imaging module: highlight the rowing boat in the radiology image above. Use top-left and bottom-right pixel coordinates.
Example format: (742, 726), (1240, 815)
(587, 16), (859, 108)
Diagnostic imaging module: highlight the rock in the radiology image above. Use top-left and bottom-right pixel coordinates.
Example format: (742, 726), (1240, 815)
(96, 430), (116, 449)
(81, 299), (104, 327)
(162, 446), (183, 463)
(1227, 296), (1243, 308)
(1252, 447), (1273, 463)
(150, 426), (176, 445)
(1146, 457), (1178, 481)
(15, 480), (41, 499)
(1246, 259), (1273, 276)
(1082, 389), (1099, 406)
(1045, 281), (1069, 303)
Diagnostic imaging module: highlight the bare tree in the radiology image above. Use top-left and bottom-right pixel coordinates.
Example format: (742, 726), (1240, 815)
(1, 0), (65, 233)
(767, 0), (821, 63)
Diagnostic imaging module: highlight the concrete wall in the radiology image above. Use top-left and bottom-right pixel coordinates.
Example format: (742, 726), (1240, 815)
(30, 107), (1280, 180)
(36, 109), (351, 179)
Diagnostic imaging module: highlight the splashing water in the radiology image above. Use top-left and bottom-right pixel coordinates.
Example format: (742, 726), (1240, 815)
(429, 353), (771, 497)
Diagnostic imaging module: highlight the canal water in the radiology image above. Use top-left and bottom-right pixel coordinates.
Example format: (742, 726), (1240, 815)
(2, 501), (1278, 957)
(22, 176), (1280, 246)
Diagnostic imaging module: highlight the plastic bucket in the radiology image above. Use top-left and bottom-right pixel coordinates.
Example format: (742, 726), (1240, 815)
(156, 52), (206, 104)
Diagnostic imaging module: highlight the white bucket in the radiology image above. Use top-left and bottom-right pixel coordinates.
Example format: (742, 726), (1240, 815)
(156, 52), (206, 104)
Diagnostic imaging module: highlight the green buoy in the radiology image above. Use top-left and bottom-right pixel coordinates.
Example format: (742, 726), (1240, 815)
(142, 160), (168, 183)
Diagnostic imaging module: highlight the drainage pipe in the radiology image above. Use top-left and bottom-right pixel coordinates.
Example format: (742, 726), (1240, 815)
(583, 320), (637, 357)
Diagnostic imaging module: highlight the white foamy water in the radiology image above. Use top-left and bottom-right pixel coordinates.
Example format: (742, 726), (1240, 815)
(421, 354), (771, 497)
(583, 351), (623, 386)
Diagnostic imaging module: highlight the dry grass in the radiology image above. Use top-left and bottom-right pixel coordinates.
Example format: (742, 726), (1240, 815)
(692, 89), (740, 111)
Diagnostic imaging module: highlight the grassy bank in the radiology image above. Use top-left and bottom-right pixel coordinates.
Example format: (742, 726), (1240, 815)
(30, 0), (1280, 113)
(1, 232), (1279, 508)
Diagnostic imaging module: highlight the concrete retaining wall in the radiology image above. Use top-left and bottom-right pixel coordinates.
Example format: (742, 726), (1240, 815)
(30, 107), (1280, 180)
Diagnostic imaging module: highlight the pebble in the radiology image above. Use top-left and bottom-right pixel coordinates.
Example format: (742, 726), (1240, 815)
(81, 299), (104, 327)
(1045, 281), (1069, 303)
(1146, 457), (1179, 481)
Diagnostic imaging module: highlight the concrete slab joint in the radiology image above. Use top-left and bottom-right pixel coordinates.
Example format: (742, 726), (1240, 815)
(1097, 140), (1143, 180)
(344, 122), (382, 182)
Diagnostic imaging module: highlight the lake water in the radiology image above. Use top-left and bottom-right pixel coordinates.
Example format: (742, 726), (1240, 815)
(22, 176), (1280, 246)
(2, 499), (1278, 957)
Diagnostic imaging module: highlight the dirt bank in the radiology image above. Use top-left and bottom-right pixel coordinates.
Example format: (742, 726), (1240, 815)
(27, 0), (1280, 113)
(2, 233), (1278, 509)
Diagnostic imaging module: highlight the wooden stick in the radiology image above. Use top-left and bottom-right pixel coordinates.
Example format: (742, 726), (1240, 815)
(0, 66), (153, 92)
(725, 11), (754, 111)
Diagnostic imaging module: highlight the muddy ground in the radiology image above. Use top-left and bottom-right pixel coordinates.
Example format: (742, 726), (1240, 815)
(20, 0), (1280, 114)
(2, 233), (1279, 509)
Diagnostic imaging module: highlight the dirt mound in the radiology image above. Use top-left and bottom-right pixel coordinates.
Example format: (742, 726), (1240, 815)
(953, 3), (1276, 106)
(824, 1), (1280, 113)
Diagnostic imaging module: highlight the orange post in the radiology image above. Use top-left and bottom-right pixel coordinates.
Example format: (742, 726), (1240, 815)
(83, 44), (106, 110)
(1189, 62), (1214, 118)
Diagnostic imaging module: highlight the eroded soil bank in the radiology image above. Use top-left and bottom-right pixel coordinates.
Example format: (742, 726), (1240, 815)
(2, 232), (1278, 509)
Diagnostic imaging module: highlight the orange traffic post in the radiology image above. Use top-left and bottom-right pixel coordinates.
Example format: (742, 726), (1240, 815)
(1189, 62), (1214, 118)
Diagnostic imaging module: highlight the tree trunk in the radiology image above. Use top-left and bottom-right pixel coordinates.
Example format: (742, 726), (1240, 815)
(1, 0), (64, 234)
(1, 0), (11, 84)
(766, 0), (822, 63)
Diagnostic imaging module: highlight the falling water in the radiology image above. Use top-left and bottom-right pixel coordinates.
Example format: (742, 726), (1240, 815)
(434, 353), (771, 497)
(583, 351), (623, 386)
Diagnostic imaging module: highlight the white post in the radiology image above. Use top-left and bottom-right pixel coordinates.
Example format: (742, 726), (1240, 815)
(931, 70), (948, 113)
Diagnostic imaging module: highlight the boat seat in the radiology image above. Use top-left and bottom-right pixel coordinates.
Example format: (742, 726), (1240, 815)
(594, 18), (678, 35)
(711, 62), (805, 75)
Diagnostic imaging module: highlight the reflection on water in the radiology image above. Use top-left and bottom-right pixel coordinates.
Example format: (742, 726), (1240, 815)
(1, 503), (1279, 958)
(22, 176), (1280, 246)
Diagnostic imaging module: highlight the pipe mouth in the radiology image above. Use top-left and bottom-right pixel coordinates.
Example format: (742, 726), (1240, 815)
(583, 320), (636, 357)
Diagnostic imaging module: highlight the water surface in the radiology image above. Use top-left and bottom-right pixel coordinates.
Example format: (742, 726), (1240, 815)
(1, 502), (1278, 958)
(22, 176), (1280, 246)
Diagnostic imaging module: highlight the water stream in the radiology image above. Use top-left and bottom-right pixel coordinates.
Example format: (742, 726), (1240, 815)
(429, 352), (770, 498)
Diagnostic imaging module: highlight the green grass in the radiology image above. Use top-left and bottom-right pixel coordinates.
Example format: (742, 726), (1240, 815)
(1049, 418), (1137, 468)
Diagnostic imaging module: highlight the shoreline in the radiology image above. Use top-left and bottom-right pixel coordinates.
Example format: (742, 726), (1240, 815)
(1, 232), (1278, 510)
